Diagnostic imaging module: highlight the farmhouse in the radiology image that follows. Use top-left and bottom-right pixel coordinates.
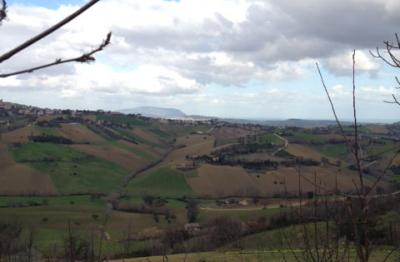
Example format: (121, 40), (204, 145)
(184, 223), (201, 235)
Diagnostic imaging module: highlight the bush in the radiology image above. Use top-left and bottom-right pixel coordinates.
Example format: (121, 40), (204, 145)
(30, 135), (73, 144)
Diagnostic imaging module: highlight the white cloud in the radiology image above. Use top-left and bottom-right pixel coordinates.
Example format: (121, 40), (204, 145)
(0, 63), (203, 97)
(0, 0), (398, 120)
(324, 51), (381, 76)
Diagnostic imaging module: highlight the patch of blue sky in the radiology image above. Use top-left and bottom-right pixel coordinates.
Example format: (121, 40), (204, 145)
(7, 0), (179, 9)
(6, 0), (85, 9)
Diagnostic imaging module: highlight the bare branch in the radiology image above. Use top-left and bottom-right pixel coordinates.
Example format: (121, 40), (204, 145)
(352, 50), (364, 194)
(0, 0), (6, 24)
(384, 94), (400, 106)
(0, 0), (100, 64)
(366, 149), (400, 197)
(0, 32), (112, 78)
(371, 34), (400, 107)
(316, 63), (355, 158)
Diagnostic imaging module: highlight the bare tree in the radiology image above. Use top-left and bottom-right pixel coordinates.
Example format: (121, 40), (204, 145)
(281, 50), (400, 262)
(0, 0), (111, 78)
(312, 51), (399, 262)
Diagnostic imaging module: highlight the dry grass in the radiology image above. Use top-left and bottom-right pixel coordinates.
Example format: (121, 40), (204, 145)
(262, 167), (367, 194)
(188, 164), (260, 197)
(287, 143), (335, 162)
(0, 143), (57, 195)
(319, 133), (346, 141)
(1, 126), (36, 143)
(211, 126), (261, 142)
(57, 123), (104, 143)
(131, 128), (162, 144)
(366, 124), (390, 134)
(187, 164), (373, 197)
(72, 144), (148, 171)
(166, 135), (215, 166)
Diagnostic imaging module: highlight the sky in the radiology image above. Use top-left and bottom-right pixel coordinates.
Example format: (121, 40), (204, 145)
(0, 0), (399, 122)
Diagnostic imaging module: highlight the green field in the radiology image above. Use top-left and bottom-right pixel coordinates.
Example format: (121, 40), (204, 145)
(291, 131), (327, 143)
(105, 140), (159, 162)
(11, 143), (129, 194)
(258, 133), (284, 146)
(120, 250), (400, 262)
(113, 127), (166, 148)
(127, 167), (193, 198)
(366, 139), (399, 156)
(317, 144), (348, 158)
(0, 204), (173, 253)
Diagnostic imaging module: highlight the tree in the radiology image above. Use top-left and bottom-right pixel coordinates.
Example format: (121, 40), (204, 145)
(279, 49), (400, 262)
(185, 199), (199, 223)
(0, 0), (111, 78)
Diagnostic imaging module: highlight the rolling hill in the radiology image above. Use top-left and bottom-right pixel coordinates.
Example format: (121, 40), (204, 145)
(119, 106), (186, 119)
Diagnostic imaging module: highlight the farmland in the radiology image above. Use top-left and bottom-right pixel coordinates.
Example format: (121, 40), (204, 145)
(0, 106), (399, 260)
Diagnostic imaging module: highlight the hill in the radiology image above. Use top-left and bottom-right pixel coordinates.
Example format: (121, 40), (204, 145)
(0, 100), (399, 261)
(223, 118), (352, 128)
(119, 106), (186, 119)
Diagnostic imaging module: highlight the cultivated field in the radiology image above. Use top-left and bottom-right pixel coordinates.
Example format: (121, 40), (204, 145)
(57, 123), (104, 143)
(187, 164), (373, 197)
(72, 144), (147, 171)
(0, 143), (57, 195)
(287, 143), (326, 161)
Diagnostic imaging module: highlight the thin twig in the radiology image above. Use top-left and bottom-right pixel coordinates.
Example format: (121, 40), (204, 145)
(0, 0), (100, 64)
(352, 50), (364, 195)
(0, 32), (112, 78)
(384, 95), (400, 106)
(366, 149), (400, 197)
(0, 0), (6, 24)
(371, 34), (400, 108)
(316, 63), (354, 157)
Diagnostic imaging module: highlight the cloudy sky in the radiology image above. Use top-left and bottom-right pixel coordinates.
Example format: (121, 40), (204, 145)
(0, 0), (399, 121)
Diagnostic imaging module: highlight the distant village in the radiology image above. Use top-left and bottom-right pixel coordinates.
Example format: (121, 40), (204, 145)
(0, 99), (218, 131)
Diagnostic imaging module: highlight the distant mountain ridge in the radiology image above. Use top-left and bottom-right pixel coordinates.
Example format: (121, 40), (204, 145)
(221, 118), (352, 128)
(119, 106), (186, 119)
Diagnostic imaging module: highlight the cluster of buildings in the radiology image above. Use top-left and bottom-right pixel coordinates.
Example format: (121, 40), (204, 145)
(0, 99), (60, 117)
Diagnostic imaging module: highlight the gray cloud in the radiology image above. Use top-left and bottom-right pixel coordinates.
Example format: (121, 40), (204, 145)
(0, 0), (398, 119)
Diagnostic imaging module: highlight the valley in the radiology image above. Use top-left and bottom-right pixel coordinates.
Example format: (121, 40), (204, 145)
(0, 100), (399, 260)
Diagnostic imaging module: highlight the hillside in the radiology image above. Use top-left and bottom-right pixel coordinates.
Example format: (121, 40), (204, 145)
(0, 100), (399, 260)
(1, 101), (399, 197)
(119, 106), (186, 119)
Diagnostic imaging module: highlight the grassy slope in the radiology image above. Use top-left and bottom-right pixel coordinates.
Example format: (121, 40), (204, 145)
(291, 131), (327, 143)
(127, 167), (193, 198)
(0, 203), (174, 253)
(116, 250), (399, 262)
(10, 143), (128, 194)
(317, 144), (348, 158)
(105, 140), (158, 162)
